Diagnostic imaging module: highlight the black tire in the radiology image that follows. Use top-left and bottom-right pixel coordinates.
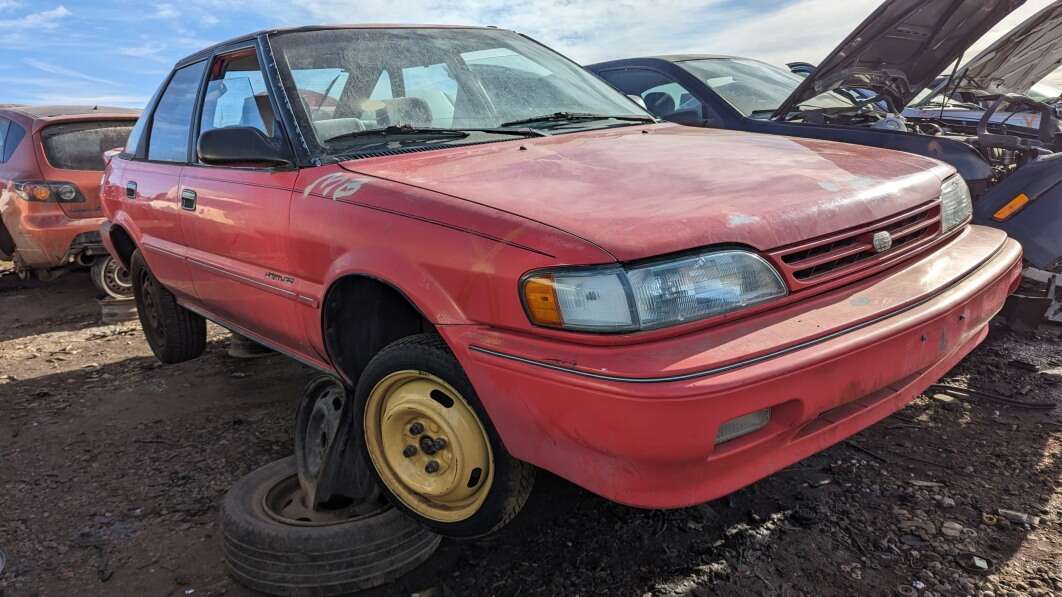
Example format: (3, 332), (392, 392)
(91, 255), (134, 299)
(130, 249), (206, 364)
(221, 457), (441, 596)
(354, 333), (535, 539)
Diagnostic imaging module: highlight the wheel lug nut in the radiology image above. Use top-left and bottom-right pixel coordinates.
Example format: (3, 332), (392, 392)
(409, 422), (424, 435)
(425, 460), (440, 474)
(433, 437), (447, 451)
(403, 445), (417, 458)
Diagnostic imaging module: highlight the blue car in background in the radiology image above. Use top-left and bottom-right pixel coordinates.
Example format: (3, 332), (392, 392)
(588, 0), (1062, 275)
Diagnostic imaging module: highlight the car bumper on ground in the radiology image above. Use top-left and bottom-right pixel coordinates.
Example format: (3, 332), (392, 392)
(442, 225), (1023, 509)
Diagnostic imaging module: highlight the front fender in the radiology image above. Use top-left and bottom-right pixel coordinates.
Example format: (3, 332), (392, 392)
(975, 154), (1062, 270)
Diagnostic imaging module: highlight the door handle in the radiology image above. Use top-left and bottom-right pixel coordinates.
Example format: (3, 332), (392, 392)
(125, 181), (137, 200)
(180, 189), (197, 211)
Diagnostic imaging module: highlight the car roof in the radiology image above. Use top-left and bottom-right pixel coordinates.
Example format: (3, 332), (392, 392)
(2, 105), (140, 120)
(176, 24), (505, 67)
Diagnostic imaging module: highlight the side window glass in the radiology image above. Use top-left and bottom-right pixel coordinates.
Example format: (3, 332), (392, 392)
(200, 51), (274, 138)
(2, 121), (25, 163)
(400, 63), (458, 127)
(290, 68), (350, 121)
(0, 119), (8, 163)
(148, 61), (207, 163)
(599, 68), (704, 118)
(369, 71), (392, 100)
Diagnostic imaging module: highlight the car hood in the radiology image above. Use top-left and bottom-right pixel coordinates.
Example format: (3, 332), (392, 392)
(925, 0), (1062, 101)
(773, 0), (1023, 118)
(340, 125), (952, 262)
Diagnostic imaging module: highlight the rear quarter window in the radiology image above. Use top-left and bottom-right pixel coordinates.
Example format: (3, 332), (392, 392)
(41, 121), (135, 171)
(0, 118), (26, 163)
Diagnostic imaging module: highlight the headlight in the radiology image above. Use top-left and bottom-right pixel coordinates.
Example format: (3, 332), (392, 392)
(522, 250), (787, 332)
(940, 175), (972, 233)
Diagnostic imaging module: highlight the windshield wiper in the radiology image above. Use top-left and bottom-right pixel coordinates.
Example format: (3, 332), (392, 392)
(325, 124), (548, 145)
(325, 125), (470, 144)
(500, 112), (656, 127)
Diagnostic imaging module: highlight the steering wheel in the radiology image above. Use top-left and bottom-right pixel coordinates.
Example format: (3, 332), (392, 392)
(976, 93), (1058, 152)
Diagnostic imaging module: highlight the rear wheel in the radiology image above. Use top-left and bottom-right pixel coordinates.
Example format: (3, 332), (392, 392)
(130, 249), (206, 364)
(91, 255), (133, 299)
(355, 333), (535, 538)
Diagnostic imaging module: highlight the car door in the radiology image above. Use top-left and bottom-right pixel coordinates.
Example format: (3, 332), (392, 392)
(121, 61), (208, 299)
(178, 46), (303, 350)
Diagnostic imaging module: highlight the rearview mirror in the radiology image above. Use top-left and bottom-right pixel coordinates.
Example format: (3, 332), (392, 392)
(198, 127), (293, 167)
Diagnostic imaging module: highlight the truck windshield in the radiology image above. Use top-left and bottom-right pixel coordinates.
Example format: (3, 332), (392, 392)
(268, 28), (651, 156)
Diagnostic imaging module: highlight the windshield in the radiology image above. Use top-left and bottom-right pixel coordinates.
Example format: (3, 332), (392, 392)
(678, 58), (854, 117)
(269, 28), (649, 155)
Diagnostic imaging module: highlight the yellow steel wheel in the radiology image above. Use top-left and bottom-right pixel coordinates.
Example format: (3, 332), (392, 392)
(363, 370), (494, 523)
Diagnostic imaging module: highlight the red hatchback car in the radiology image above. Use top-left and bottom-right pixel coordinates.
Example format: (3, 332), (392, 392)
(1, 105), (139, 297)
(101, 26), (1022, 538)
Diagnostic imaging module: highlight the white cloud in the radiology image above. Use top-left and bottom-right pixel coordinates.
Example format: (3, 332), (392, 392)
(0, 1), (19, 12)
(24, 58), (118, 87)
(153, 3), (179, 19)
(0, 4), (70, 29)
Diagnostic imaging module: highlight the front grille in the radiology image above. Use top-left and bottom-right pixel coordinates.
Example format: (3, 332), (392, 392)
(769, 202), (941, 290)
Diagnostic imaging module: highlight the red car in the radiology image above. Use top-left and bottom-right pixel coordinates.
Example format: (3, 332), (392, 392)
(101, 25), (1023, 538)
(1, 105), (139, 297)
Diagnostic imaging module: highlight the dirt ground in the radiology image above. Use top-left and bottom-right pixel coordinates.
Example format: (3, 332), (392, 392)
(1, 270), (1059, 597)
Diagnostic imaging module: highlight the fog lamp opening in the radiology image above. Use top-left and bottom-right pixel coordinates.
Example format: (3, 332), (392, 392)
(715, 408), (771, 445)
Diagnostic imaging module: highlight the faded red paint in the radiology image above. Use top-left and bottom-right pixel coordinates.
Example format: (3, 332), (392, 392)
(102, 119), (1022, 508)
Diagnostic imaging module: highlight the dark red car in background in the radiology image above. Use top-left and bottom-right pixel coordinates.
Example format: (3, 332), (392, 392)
(0, 105), (139, 297)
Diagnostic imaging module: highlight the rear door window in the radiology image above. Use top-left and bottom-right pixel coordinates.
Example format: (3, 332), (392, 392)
(148, 61), (207, 163)
(40, 121), (136, 171)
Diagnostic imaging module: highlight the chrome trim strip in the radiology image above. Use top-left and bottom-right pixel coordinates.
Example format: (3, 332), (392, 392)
(185, 256), (299, 300)
(470, 240), (1006, 384)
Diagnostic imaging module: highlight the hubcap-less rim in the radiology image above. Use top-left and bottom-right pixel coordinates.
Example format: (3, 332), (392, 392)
(138, 270), (164, 340)
(364, 371), (494, 523)
(102, 258), (132, 298)
(303, 383), (346, 482)
(262, 472), (384, 527)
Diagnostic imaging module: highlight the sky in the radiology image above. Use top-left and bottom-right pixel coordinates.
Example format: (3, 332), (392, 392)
(1, 0), (1059, 108)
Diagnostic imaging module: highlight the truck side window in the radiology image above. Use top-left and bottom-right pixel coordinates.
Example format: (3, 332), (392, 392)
(200, 50), (275, 138)
(599, 68), (706, 120)
(148, 61), (207, 163)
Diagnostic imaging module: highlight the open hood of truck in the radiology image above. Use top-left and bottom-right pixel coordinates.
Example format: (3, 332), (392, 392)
(925, 0), (1062, 101)
(773, 0), (1024, 119)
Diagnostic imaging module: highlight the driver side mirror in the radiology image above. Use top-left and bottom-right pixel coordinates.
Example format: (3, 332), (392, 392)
(198, 127), (293, 167)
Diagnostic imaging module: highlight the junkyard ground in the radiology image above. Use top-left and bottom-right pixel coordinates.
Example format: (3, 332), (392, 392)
(1, 269), (1059, 597)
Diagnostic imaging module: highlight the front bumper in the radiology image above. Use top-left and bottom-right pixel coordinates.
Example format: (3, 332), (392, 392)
(441, 226), (1023, 508)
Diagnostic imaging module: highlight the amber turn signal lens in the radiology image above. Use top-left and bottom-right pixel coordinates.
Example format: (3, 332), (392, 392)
(523, 275), (564, 327)
(30, 185), (52, 201)
(993, 193), (1030, 222)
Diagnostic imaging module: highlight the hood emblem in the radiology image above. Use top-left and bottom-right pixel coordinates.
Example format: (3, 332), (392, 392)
(872, 231), (893, 253)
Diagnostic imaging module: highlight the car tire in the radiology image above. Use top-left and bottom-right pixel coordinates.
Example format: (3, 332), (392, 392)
(221, 456), (441, 596)
(355, 333), (535, 539)
(91, 255), (134, 299)
(130, 249), (206, 364)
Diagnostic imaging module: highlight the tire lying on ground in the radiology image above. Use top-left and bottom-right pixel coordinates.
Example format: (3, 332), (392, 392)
(221, 456), (441, 596)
